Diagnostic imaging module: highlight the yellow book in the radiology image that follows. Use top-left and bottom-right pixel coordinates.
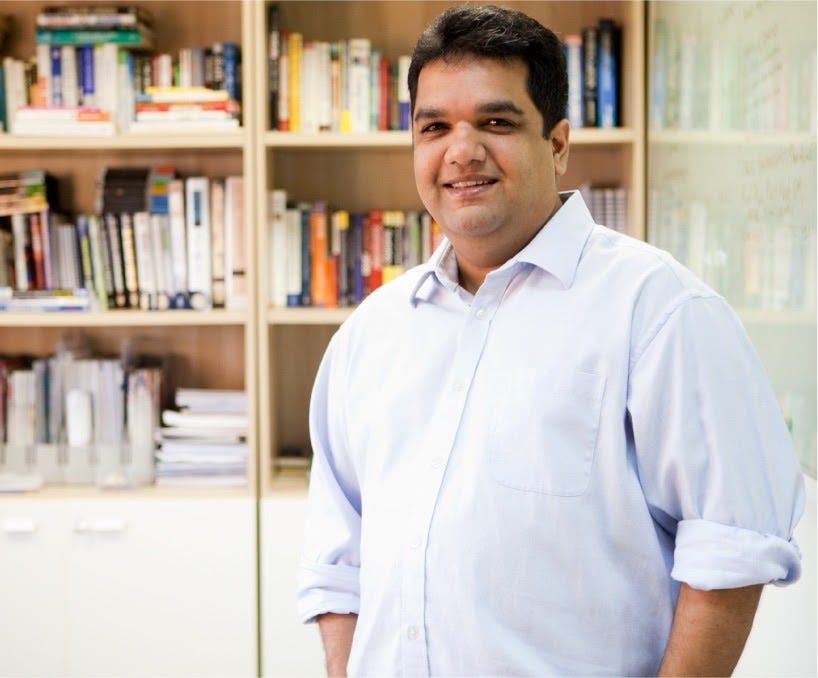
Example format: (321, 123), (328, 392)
(288, 32), (302, 132)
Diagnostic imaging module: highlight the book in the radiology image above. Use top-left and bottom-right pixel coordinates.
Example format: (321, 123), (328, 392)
(184, 177), (212, 310)
(596, 19), (620, 128)
(285, 204), (302, 306)
(269, 188), (287, 307)
(309, 201), (330, 306)
(582, 26), (599, 128)
(224, 175), (247, 310)
(133, 211), (157, 309)
(118, 211), (140, 307)
(86, 213), (109, 308)
(167, 178), (189, 309)
(37, 5), (154, 30)
(35, 28), (154, 49)
(104, 212), (126, 307)
(564, 34), (584, 129)
(210, 178), (227, 308)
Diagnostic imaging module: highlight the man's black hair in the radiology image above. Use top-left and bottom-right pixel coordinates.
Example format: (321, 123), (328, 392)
(408, 4), (568, 137)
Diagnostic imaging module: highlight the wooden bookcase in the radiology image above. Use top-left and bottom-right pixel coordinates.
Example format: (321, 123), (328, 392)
(250, 0), (645, 497)
(0, 0), (646, 497)
(0, 0), (258, 499)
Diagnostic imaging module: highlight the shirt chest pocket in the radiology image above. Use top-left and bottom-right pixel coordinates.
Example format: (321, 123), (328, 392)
(488, 369), (606, 497)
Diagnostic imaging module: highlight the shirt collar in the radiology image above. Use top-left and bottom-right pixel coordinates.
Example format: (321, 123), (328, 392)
(409, 190), (595, 305)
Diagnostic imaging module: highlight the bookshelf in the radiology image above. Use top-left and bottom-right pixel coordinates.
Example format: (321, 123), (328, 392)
(250, 0), (646, 497)
(0, 0), (258, 498)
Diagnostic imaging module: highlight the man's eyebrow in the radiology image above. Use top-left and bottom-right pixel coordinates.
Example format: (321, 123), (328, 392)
(413, 100), (526, 124)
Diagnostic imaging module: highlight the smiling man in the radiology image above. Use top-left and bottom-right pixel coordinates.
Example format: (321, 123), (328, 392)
(297, 6), (804, 677)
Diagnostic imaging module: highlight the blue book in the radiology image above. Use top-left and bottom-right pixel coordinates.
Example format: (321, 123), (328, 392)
(351, 212), (364, 303)
(221, 42), (241, 101)
(298, 202), (311, 306)
(78, 45), (95, 107)
(50, 45), (63, 106)
(596, 19), (620, 128)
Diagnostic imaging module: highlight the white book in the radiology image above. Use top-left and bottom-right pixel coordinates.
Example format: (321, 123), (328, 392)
(184, 176), (212, 310)
(133, 211), (157, 310)
(300, 41), (319, 134)
(93, 43), (118, 115)
(318, 41), (332, 132)
(269, 188), (288, 307)
(224, 175), (247, 310)
(10, 212), (29, 290)
(348, 38), (371, 133)
(150, 213), (172, 310)
(162, 409), (248, 430)
(61, 46), (79, 108)
(36, 45), (52, 106)
(167, 178), (189, 308)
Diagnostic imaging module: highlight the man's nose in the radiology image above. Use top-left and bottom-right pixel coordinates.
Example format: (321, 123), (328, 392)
(443, 123), (487, 165)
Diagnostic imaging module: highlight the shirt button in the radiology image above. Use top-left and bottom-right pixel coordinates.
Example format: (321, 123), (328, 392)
(475, 308), (486, 319)
(453, 380), (465, 392)
(409, 536), (420, 549)
(430, 457), (442, 469)
(407, 626), (420, 641)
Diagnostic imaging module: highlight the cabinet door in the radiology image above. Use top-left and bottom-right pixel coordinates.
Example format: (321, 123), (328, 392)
(0, 500), (68, 677)
(65, 497), (257, 677)
(260, 496), (325, 677)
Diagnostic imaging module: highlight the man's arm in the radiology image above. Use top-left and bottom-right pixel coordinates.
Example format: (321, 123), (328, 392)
(659, 582), (763, 677)
(317, 612), (358, 677)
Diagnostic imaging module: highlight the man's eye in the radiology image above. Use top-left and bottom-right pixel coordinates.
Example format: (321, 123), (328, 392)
(485, 118), (513, 128)
(420, 122), (446, 133)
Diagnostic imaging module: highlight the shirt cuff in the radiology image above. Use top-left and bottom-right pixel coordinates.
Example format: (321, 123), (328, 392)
(297, 560), (361, 624)
(671, 518), (802, 590)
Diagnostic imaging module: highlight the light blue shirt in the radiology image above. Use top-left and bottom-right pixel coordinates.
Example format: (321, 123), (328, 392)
(297, 191), (804, 677)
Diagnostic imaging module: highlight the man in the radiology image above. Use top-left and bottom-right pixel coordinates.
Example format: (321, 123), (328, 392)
(297, 6), (804, 676)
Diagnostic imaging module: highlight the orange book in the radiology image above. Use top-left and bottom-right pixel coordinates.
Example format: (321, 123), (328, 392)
(310, 201), (329, 306)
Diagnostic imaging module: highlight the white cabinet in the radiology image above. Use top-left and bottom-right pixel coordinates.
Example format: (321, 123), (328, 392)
(0, 495), (257, 677)
(260, 494), (325, 677)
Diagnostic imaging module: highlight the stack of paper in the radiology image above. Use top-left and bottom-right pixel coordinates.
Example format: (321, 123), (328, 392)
(156, 388), (247, 487)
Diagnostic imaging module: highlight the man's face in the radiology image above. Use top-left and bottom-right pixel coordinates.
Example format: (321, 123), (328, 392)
(412, 56), (568, 262)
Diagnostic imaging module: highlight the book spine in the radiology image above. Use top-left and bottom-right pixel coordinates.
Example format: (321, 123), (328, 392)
(368, 208), (384, 292)
(285, 206), (302, 306)
(582, 27), (598, 128)
(133, 211), (156, 309)
(36, 29), (149, 47)
(596, 19), (620, 128)
(351, 212), (364, 303)
(224, 175), (247, 311)
(11, 212), (30, 291)
(221, 42), (240, 102)
(75, 214), (95, 292)
(50, 45), (63, 107)
(78, 45), (95, 107)
(118, 212), (140, 308)
(36, 44), (52, 106)
(39, 209), (56, 290)
(398, 55), (411, 130)
(288, 33), (302, 132)
(269, 188), (288, 307)
(150, 213), (172, 310)
(309, 201), (329, 306)
(167, 178), (189, 309)
(299, 202), (311, 306)
(210, 177), (226, 309)
(564, 35), (584, 129)
(267, 3), (280, 130)
(86, 214), (109, 307)
(185, 177), (212, 310)
(332, 209), (348, 306)
(277, 32), (290, 131)
(61, 46), (79, 108)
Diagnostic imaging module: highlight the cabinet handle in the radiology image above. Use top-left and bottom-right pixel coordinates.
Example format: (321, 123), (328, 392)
(74, 518), (127, 534)
(2, 518), (38, 534)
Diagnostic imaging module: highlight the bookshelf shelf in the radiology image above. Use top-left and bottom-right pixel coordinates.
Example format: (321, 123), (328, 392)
(0, 483), (251, 501)
(649, 129), (817, 147)
(0, 130), (247, 150)
(0, 309), (249, 328)
(267, 306), (352, 325)
(737, 309), (817, 328)
(263, 127), (636, 149)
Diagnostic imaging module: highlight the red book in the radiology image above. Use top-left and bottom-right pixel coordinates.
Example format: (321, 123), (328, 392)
(28, 212), (46, 289)
(368, 208), (384, 292)
(379, 57), (389, 131)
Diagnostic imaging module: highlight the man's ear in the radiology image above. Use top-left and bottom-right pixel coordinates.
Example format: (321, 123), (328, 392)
(550, 119), (570, 177)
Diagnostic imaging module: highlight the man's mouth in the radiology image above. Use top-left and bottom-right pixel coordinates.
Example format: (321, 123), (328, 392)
(444, 178), (498, 189)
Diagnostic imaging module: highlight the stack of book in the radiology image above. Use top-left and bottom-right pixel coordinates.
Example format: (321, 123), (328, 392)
(156, 388), (248, 487)
(130, 85), (240, 134)
(562, 18), (622, 129)
(268, 189), (443, 308)
(580, 183), (628, 234)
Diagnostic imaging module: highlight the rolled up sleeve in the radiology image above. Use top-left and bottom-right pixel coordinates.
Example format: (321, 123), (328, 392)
(628, 294), (805, 590)
(297, 331), (363, 623)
